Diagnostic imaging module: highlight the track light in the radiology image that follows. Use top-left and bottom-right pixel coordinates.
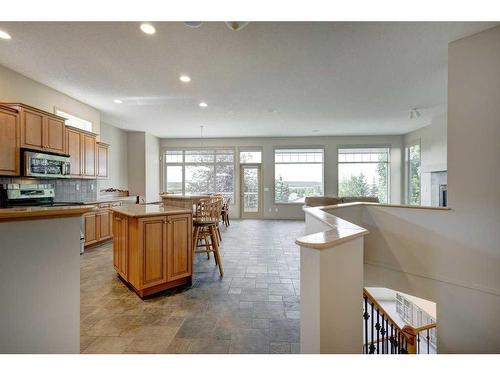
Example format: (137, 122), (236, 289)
(409, 108), (421, 119)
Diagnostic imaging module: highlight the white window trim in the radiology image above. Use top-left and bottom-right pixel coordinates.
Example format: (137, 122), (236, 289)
(273, 146), (325, 205)
(54, 107), (93, 133)
(337, 145), (391, 203)
(163, 147), (236, 199)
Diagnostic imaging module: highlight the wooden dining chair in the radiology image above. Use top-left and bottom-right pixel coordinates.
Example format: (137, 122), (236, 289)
(192, 197), (224, 277)
(221, 196), (231, 227)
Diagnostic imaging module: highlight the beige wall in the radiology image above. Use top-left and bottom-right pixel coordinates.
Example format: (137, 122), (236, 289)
(97, 122), (129, 194)
(161, 135), (404, 219)
(404, 113), (447, 205)
(0, 64), (100, 136)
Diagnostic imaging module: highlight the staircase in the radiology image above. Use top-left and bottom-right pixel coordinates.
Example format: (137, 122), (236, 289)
(363, 288), (437, 354)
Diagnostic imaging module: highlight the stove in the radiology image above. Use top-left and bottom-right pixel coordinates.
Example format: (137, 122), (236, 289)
(0, 183), (86, 254)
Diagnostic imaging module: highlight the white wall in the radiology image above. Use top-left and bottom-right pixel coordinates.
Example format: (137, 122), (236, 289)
(127, 131), (161, 203)
(161, 135), (404, 219)
(127, 132), (146, 199)
(145, 133), (160, 203)
(404, 113), (448, 205)
(0, 64), (101, 136)
(97, 122), (129, 193)
(328, 25), (500, 353)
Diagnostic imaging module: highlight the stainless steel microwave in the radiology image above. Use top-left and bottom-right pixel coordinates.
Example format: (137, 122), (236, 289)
(23, 150), (71, 178)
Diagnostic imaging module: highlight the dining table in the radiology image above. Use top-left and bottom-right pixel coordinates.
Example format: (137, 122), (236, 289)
(160, 193), (212, 211)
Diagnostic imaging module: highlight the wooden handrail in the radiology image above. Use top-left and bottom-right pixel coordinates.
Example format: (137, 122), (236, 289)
(363, 288), (404, 331)
(413, 322), (437, 334)
(363, 288), (437, 333)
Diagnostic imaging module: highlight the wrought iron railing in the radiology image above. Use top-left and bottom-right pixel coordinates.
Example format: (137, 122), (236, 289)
(363, 288), (437, 354)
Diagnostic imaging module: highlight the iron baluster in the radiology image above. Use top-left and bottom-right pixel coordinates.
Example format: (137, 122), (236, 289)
(363, 296), (369, 354)
(369, 302), (375, 354)
(427, 328), (430, 354)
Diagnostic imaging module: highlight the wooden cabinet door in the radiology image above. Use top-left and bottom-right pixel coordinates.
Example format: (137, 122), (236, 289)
(44, 117), (65, 154)
(0, 107), (20, 176)
(97, 209), (111, 241)
(167, 214), (192, 281)
(65, 128), (81, 176)
(97, 142), (109, 178)
(21, 108), (44, 149)
(84, 212), (97, 245)
(81, 133), (96, 177)
(112, 214), (121, 271)
(140, 216), (167, 288)
(112, 213), (128, 277)
(119, 217), (128, 277)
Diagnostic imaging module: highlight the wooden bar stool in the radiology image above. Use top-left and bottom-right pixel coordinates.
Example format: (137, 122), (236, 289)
(192, 197), (224, 277)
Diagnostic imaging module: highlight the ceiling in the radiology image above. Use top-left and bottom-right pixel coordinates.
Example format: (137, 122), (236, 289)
(0, 22), (496, 138)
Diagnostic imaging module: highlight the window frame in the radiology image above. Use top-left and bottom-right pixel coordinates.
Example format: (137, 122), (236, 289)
(162, 147), (236, 200)
(54, 107), (93, 133)
(337, 145), (391, 203)
(273, 146), (325, 205)
(239, 147), (263, 164)
(405, 140), (421, 205)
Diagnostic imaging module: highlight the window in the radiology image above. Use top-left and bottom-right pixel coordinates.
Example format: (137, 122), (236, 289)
(406, 143), (421, 205)
(239, 150), (262, 164)
(164, 149), (234, 199)
(338, 147), (390, 203)
(274, 148), (324, 203)
(55, 109), (92, 132)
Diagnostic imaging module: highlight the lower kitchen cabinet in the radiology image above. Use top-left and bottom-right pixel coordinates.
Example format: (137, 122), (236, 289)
(110, 208), (193, 298)
(84, 203), (120, 247)
(112, 212), (128, 279)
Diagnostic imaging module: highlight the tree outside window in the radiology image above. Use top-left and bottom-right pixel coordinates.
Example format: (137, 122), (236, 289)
(338, 147), (390, 203)
(407, 143), (421, 205)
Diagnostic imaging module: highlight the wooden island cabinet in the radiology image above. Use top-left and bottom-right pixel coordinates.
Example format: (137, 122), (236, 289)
(110, 204), (193, 298)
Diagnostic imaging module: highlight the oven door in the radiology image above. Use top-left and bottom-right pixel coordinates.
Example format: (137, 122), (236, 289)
(24, 151), (71, 178)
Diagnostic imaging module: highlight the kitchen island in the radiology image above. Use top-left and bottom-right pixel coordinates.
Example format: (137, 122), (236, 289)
(110, 204), (193, 298)
(0, 205), (92, 354)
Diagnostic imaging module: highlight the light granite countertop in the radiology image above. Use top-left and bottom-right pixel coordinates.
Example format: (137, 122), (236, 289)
(110, 204), (192, 218)
(0, 205), (93, 222)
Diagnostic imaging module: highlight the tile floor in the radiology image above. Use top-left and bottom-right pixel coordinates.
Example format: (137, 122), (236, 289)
(80, 219), (304, 354)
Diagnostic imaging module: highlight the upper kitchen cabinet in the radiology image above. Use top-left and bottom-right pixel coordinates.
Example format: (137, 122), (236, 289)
(97, 142), (109, 178)
(3, 103), (66, 155)
(81, 133), (96, 177)
(64, 125), (97, 178)
(0, 105), (20, 176)
(65, 126), (83, 177)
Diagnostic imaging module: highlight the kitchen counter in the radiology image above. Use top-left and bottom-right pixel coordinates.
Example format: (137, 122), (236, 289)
(0, 205), (93, 222)
(110, 204), (192, 218)
(0, 206), (84, 353)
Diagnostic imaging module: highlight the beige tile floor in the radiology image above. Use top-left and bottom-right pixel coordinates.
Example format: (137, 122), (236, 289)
(80, 219), (304, 354)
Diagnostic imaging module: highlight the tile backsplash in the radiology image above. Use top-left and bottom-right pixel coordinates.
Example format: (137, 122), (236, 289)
(0, 177), (98, 203)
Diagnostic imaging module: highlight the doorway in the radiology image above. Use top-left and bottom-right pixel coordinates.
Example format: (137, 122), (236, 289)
(240, 164), (262, 218)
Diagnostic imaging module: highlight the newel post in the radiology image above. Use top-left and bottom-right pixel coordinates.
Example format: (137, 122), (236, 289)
(298, 235), (365, 353)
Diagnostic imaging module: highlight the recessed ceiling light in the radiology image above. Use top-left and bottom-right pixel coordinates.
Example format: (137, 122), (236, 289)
(179, 75), (191, 83)
(199, 102), (208, 108)
(140, 23), (156, 35)
(113, 99), (123, 104)
(0, 30), (12, 40)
